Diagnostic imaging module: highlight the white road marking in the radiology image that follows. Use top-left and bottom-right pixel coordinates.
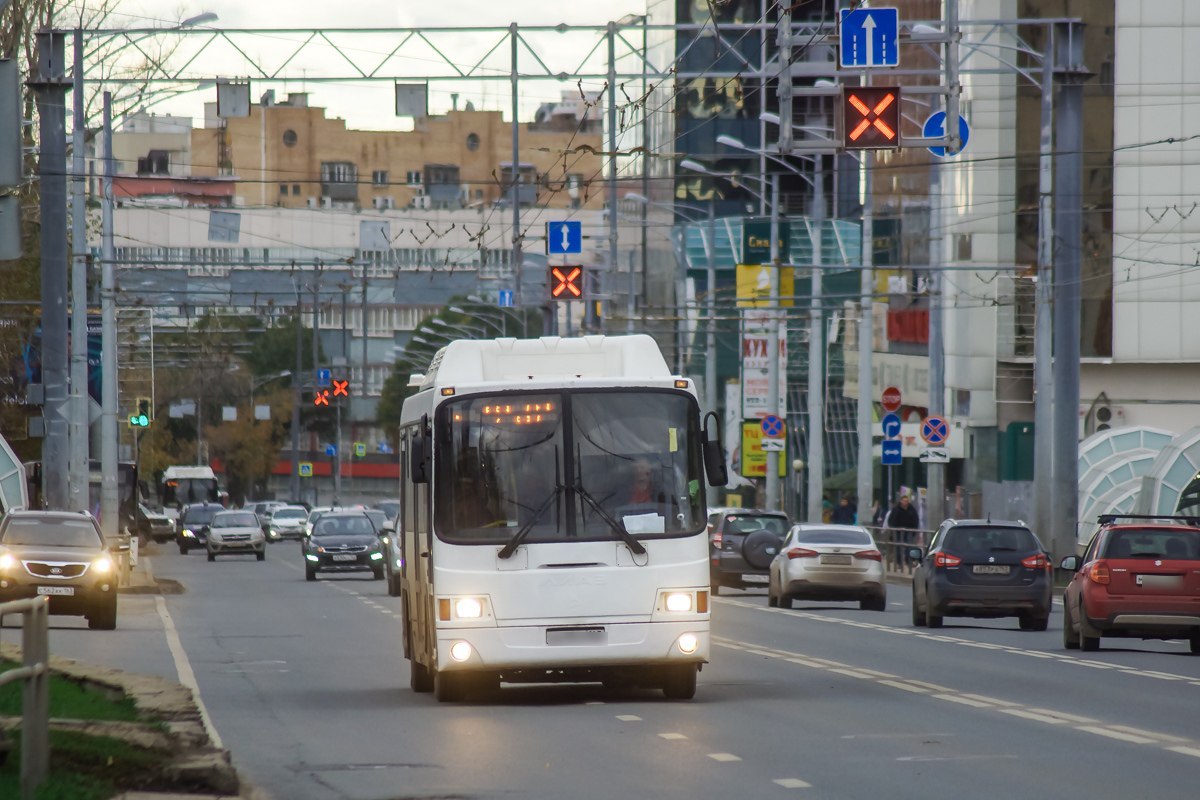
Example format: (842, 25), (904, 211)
(155, 594), (223, 750)
(1076, 726), (1157, 744)
(773, 778), (812, 789)
(878, 680), (930, 694)
(999, 709), (1069, 725)
(1167, 746), (1200, 758)
(658, 732), (687, 740)
(616, 714), (642, 722)
(707, 752), (741, 762)
(933, 693), (994, 709)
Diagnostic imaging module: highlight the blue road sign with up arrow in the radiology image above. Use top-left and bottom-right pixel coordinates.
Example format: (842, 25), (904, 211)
(317, 368), (331, 388)
(882, 412), (902, 439)
(881, 439), (903, 466)
(498, 289), (514, 307)
(923, 111), (971, 158)
(840, 8), (900, 68)
(546, 221), (583, 255)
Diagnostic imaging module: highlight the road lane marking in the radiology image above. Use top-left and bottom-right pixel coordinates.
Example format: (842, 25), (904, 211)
(616, 715), (641, 721)
(773, 778), (812, 789)
(658, 732), (687, 740)
(707, 752), (741, 762)
(878, 680), (930, 693)
(934, 693), (994, 709)
(155, 594), (224, 750)
(1167, 745), (1200, 758)
(1077, 726), (1158, 745)
(1000, 709), (1070, 725)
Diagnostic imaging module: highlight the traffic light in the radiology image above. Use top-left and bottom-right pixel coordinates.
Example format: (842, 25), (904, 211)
(332, 379), (349, 398)
(313, 389), (330, 407)
(842, 86), (901, 149)
(128, 397), (151, 427)
(550, 266), (583, 300)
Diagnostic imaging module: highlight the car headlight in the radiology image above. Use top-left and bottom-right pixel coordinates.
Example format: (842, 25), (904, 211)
(0, 553), (15, 571)
(92, 556), (113, 574)
(369, 551), (383, 561)
(182, 529), (195, 538)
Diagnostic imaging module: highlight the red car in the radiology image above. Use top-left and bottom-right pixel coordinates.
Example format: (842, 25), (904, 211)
(1061, 515), (1200, 654)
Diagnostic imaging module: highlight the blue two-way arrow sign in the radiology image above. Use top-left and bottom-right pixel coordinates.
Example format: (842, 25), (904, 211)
(840, 8), (900, 69)
(546, 221), (583, 255)
(881, 439), (903, 466)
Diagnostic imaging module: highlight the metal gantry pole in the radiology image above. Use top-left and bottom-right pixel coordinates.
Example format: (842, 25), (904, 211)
(510, 24), (523, 311)
(856, 148), (875, 515)
(33, 31), (70, 510)
(806, 157), (825, 524)
(765, 174), (782, 511)
(68, 28), (89, 511)
(1051, 22), (1088, 561)
(100, 93), (119, 538)
(290, 298), (302, 502)
(1033, 25), (1056, 551)
(705, 201), (718, 508)
(926, 162), (946, 528)
(606, 21), (618, 334)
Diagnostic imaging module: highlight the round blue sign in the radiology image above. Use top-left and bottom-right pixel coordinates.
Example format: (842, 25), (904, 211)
(881, 412), (902, 439)
(761, 414), (785, 439)
(923, 111), (970, 158)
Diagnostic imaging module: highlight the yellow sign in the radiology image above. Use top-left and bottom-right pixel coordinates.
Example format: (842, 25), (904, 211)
(741, 421), (787, 478)
(298, 462), (313, 478)
(736, 264), (794, 308)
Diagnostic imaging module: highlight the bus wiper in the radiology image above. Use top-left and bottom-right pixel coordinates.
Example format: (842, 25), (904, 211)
(572, 486), (647, 556)
(498, 485), (563, 560)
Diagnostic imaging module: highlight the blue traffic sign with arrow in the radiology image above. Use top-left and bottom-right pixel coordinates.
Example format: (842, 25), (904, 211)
(840, 8), (900, 68)
(923, 111), (970, 157)
(546, 221), (582, 254)
(881, 412), (902, 439)
(881, 439), (903, 466)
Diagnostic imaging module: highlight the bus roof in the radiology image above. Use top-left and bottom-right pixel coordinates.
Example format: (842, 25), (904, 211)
(418, 335), (671, 390)
(162, 466), (217, 481)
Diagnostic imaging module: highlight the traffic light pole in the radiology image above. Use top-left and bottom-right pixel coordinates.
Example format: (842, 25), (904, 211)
(68, 29), (89, 512)
(856, 145), (875, 519)
(100, 93), (119, 538)
(765, 174), (782, 511)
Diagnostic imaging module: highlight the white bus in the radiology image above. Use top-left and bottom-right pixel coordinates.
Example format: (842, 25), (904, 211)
(397, 335), (727, 702)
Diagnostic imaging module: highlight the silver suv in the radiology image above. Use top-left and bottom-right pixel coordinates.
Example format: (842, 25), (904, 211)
(0, 510), (119, 629)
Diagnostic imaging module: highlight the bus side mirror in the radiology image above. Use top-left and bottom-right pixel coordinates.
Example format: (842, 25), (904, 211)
(410, 414), (432, 484)
(701, 411), (728, 487)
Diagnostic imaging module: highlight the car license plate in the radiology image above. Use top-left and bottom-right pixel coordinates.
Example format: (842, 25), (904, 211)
(822, 554), (852, 565)
(742, 574), (770, 584)
(972, 565), (1010, 575)
(331, 554), (357, 562)
(36, 586), (75, 596)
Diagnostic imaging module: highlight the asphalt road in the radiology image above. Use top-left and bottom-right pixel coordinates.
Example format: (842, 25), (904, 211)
(9, 542), (1200, 800)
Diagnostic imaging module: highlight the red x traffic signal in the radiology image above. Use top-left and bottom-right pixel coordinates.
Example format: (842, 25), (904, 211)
(842, 86), (901, 149)
(313, 389), (330, 407)
(550, 266), (583, 300)
(332, 379), (349, 397)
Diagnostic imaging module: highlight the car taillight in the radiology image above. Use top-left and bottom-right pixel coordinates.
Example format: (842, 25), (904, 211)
(787, 547), (819, 559)
(712, 531), (723, 548)
(853, 549), (883, 562)
(1021, 553), (1050, 570)
(933, 552), (962, 568)
(1087, 561), (1111, 585)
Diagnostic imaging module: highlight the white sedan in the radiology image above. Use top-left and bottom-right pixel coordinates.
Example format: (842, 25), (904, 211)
(768, 524), (887, 611)
(206, 510), (266, 561)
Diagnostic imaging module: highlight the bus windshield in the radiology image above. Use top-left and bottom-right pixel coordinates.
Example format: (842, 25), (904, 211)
(435, 390), (705, 545)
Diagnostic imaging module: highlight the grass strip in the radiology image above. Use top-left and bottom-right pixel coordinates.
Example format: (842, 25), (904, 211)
(0, 661), (140, 722)
(0, 727), (169, 800)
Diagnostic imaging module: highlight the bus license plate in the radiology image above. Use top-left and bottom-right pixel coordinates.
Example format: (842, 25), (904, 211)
(37, 586), (75, 596)
(331, 554), (357, 562)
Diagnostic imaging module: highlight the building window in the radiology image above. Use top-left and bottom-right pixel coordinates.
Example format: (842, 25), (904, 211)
(372, 170), (389, 186)
(283, 129), (297, 147)
(466, 132), (480, 151)
(406, 170), (422, 186)
(279, 183), (288, 195)
(291, 184), (300, 195)
(320, 161), (358, 202)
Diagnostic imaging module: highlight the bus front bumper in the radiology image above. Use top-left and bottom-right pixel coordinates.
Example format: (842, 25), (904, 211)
(435, 620), (709, 673)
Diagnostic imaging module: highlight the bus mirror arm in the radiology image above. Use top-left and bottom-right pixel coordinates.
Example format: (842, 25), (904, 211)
(701, 411), (728, 487)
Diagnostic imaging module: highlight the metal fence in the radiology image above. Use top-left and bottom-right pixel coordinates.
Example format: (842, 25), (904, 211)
(0, 596), (50, 800)
(866, 525), (936, 577)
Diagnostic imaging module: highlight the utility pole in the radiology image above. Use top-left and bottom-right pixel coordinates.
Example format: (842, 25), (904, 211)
(509, 24), (523, 311)
(1033, 25), (1057, 551)
(856, 142), (875, 516)
(806, 157), (824, 524)
(32, 30), (70, 510)
(1051, 22), (1089, 561)
(68, 28), (89, 511)
(100, 93), (119, 538)
(765, 174), (782, 511)
(290, 300), (302, 503)
(606, 20), (618, 334)
(704, 200), (718, 508)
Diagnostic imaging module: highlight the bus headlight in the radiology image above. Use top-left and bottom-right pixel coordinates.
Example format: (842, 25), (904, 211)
(454, 597), (483, 619)
(677, 633), (699, 654)
(450, 641), (473, 662)
(664, 592), (693, 613)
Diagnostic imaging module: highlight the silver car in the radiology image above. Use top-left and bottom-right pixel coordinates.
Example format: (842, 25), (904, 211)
(266, 505), (309, 542)
(768, 524), (887, 611)
(206, 510), (266, 561)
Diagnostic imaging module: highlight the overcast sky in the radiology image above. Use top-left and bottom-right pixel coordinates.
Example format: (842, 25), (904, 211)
(99, 1), (654, 130)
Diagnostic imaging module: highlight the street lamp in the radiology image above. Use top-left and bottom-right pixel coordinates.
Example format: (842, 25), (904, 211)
(447, 308), (507, 337)
(249, 369), (291, 417)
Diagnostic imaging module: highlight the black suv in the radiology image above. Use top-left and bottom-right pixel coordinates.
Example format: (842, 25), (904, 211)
(176, 502), (225, 554)
(0, 510), (119, 629)
(708, 509), (789, 594)
(910, 518), (1052, 630)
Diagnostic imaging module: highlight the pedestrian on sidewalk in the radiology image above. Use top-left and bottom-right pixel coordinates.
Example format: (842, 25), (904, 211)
(885, 493), (921, 568)
(830, 495), (857, 525)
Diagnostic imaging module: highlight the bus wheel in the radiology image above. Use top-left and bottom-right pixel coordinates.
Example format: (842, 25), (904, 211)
(662, 664), (698, 700)
(409, 659), (433, 693)
(434, 669), (465, 702)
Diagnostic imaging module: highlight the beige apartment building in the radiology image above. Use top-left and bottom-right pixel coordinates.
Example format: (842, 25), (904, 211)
(190, 92), (605, 212)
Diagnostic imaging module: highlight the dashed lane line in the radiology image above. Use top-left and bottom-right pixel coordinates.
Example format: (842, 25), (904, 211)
(713, 634), (1200, 764)
(707, 752), (742, 762)
(658, 732), (688, 740)
(774, 778), (813, 789)
(714, 597), (1200, 687)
